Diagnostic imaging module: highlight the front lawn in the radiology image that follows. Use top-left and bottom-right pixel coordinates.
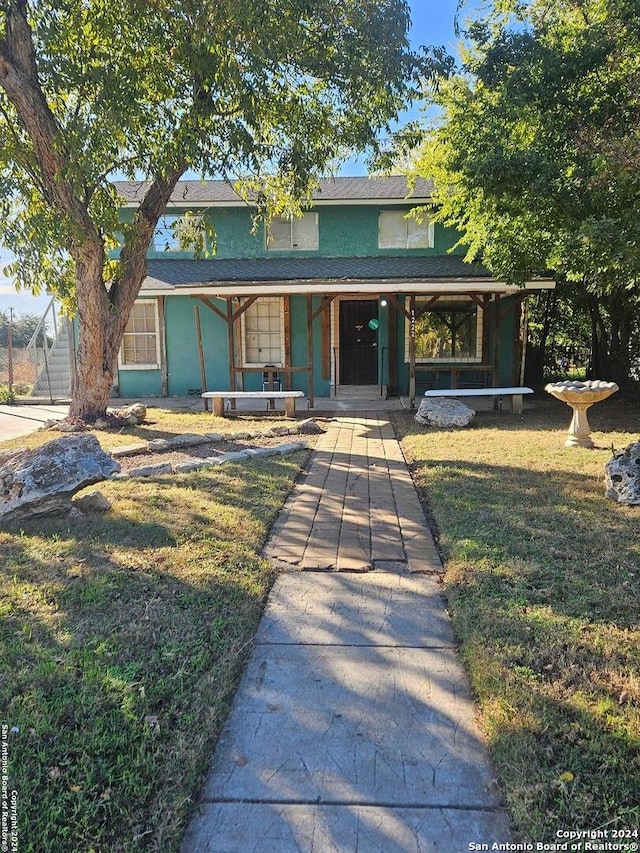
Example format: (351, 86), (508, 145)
(393, 394), (640, 841)
(0, 411), (309, 852)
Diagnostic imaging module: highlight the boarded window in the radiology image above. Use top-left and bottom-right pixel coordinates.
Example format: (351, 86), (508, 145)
(379, 210), (433, 249)
(266, 213), (319, 251)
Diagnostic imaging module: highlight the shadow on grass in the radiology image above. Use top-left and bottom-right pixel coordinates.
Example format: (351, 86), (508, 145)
(396, 431), (639, 838)
(0, 455), (308, 852)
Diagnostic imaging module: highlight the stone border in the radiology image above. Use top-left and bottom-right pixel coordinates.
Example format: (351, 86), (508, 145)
(109, 418), (321, 460)
(112, 441), (308, 480)
(108, 418), (324, 479)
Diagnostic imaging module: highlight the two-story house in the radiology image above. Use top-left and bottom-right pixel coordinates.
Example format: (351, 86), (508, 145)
(32, 176), (554, 405)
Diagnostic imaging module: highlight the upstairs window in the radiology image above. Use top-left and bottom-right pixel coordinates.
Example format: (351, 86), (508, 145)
(119, 301), (160, 369)
(266, 213), (319, 251)
(242, 297), (284, 366)
(406, 296), (482, 363)
(153, 213), (205, 252)
(379, 210), (434, 249)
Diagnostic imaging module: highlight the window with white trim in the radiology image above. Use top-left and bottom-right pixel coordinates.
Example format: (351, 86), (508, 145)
(119, 300), (160, 369)
(379, 210), (434, 249)
(266, 213), (319, 251)
(405, 296), (482, 363)
(153, 213), (205, 252)
(242, 297), (284, 365)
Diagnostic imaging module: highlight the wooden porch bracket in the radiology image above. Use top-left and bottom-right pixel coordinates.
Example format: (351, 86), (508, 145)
(311, 293), (337, 323)
(194, 295), (226, 322)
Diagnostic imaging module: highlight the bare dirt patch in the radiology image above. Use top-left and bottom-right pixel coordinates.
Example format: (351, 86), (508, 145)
(115, 434), (312, 474)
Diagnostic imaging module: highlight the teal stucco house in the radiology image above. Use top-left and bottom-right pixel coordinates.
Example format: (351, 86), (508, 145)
(111, 176), (554, 407)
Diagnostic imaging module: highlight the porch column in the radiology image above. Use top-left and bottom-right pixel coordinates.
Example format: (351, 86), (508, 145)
(158, 296), (168, 397)
(409, 295), (416, 408)
(306, 294), (315, 408)
(492, 293), (501, 410)
(387, 298), (397, 397)
(226, 297), (235, 393)
(492, 293), (501, 387)
(283, 295), (292, 390)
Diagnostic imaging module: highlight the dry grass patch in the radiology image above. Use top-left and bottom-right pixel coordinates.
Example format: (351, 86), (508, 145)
(0, 406), (302, 453)
(393, 394), (640, 842)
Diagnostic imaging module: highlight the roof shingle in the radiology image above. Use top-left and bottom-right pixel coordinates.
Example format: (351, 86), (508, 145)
(143, 255), (490, 288)
(115, 176), (434, 206)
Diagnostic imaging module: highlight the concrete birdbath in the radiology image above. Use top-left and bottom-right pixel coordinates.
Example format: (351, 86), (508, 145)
(545, 380), (619, 448)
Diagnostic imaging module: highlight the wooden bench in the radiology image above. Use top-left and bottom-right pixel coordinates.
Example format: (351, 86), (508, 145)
(424, 386), (534, 414)
(202, 390), (305, 418)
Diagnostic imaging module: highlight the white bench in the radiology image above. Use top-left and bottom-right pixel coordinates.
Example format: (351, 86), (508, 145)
(424, 386), (534, 414)
(202, 390), (305, 418)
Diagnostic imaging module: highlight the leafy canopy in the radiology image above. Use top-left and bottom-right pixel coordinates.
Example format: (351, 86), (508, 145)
(0, 0), (422, 304)
(414, 0), (640, 290)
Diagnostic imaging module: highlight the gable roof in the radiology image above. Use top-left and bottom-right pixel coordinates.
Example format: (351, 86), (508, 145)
(114, 176), (434, 207)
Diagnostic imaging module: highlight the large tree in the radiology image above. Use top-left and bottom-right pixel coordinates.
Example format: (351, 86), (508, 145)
(0, 0), (423, 420)
(414, 0), (640, 384)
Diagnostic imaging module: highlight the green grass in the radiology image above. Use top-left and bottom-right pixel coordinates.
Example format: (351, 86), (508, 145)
(0, 412), (310, 852)
(393, 394), (640, 841)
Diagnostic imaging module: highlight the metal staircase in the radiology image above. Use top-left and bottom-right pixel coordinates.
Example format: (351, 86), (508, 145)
(28, 299), (74, 400)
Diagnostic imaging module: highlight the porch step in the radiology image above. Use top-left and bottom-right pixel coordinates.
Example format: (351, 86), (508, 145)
(332, 385), (387, 400)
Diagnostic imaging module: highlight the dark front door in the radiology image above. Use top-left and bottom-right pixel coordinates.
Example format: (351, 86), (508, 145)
(339, 300), (378, 384)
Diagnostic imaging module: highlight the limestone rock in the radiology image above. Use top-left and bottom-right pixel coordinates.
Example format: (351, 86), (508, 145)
(605, 442), (640, 505)
(167, 433), (209, 448)
(296, 419), (324, 435)
(0, 434), (120, 521)
(147, 438), (170, 452)
(0, 447), (29, 464)
(127, 462), (172, 478)
(107, 402), (147, 425)
(415, 397), (475, 428)
(73, 490), (111, 513)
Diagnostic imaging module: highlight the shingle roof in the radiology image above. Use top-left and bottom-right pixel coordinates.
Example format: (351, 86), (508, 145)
(143, 255), (490, 289)
(115, 176), (434, 206)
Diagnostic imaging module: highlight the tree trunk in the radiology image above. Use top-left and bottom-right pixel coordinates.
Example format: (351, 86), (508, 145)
(525, 290), (557, 384)
(68, 246), (120, 421)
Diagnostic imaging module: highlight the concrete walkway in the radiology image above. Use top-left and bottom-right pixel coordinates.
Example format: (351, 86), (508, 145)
(183, 413), (512, 852)
(0, 403), (69, 441)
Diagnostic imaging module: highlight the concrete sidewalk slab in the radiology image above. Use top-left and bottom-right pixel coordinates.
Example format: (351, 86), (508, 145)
(255, 572), (456, 648)
(184, 802), (510, 852)
(0, 403), (69, 441)
(199, 642), (500, 808)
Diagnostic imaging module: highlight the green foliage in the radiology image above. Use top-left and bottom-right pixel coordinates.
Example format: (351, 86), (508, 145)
(0, 0), (421, 296)
(0, 383), (15, 403)
(0, 311), (42, 347)
(413, 0), (640, 382)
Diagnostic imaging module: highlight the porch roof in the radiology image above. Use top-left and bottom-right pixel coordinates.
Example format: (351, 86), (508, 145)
(141, 256), (555, 296)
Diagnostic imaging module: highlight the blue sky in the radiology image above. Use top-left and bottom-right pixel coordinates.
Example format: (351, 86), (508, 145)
(0, 0), (461, 317)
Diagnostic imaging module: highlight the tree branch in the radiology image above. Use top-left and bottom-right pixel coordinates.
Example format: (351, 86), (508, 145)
(0, 0), (101, 253)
